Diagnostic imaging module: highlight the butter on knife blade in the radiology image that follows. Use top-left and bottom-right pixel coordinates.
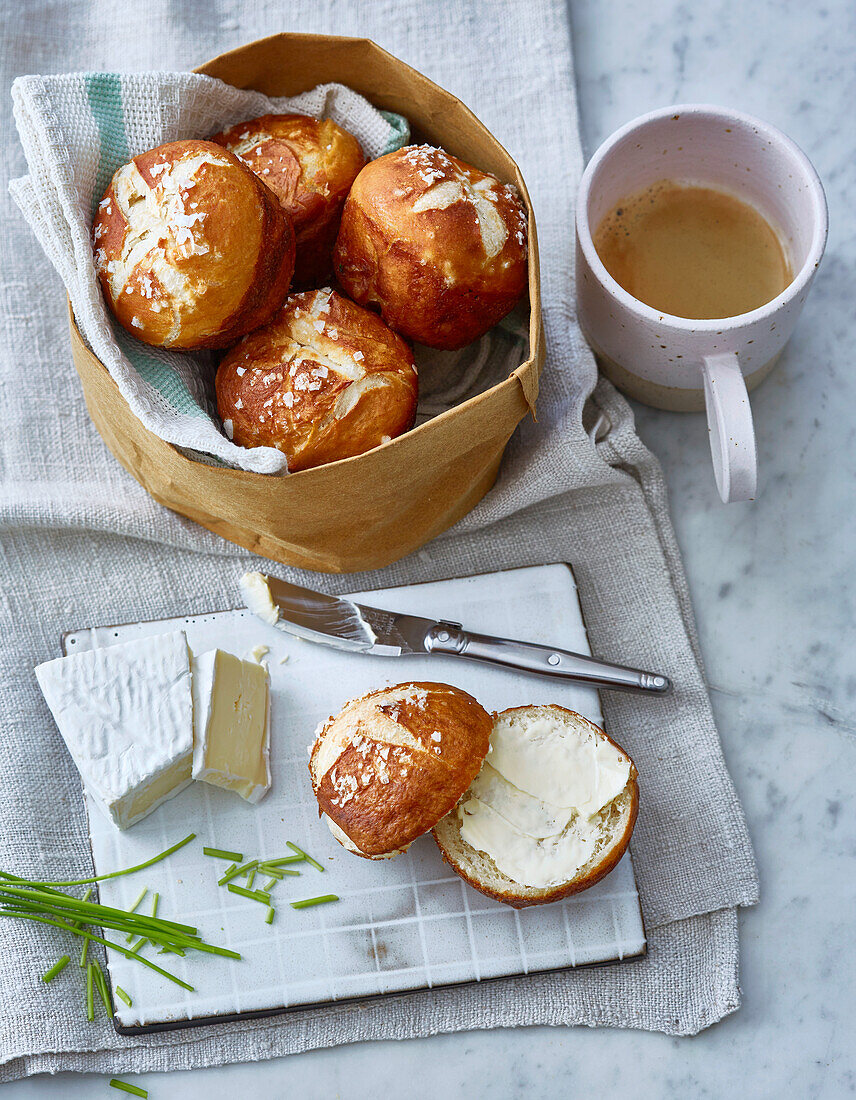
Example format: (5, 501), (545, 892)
(240, 572), (280, 626)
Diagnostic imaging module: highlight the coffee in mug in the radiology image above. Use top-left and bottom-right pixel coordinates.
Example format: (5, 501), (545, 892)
(592, 181), (793, 320)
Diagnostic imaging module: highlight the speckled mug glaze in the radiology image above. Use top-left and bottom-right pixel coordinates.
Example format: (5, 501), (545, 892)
(576, 104), (827, 502)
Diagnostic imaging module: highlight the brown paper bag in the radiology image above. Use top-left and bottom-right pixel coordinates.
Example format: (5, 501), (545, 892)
(68, 33), (544, 573)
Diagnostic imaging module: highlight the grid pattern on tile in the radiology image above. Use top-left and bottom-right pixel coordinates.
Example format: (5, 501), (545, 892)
(68, 564), (647, 1029)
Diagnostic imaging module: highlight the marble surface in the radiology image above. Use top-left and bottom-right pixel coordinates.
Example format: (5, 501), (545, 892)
(7, 0), (855, 1095)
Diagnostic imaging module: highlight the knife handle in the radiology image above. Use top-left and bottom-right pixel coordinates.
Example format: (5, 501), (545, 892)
(424, 622), (671, 695)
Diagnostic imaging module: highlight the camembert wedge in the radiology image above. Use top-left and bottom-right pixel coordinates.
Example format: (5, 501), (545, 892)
(35, 631), (194, 830)
(191, 649), (271, 803)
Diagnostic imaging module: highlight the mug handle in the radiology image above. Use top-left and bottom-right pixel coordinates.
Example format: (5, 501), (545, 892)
(701, 352), (758, 503)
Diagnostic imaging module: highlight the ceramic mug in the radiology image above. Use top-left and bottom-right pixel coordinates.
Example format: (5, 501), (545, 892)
(575, 104), (828, 502)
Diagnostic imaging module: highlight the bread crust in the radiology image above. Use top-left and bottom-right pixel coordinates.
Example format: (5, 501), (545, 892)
(212, 114), (365, 288)
(93, 139), (295, 349)
(432, 705), (639, 908)
(334, 144), (528, 349)
(215, 289), (418, 470)
(309, 682), (492, 857)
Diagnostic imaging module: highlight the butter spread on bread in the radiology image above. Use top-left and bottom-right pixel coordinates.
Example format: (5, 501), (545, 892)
(434, 706), (638, 906)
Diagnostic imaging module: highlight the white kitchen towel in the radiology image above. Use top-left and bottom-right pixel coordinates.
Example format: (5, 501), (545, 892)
(9, 72), (411, 473)
(0, 0), (759, 1080)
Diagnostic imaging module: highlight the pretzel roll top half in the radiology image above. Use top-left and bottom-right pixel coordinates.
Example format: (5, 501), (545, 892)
(310, 682), (493, 858)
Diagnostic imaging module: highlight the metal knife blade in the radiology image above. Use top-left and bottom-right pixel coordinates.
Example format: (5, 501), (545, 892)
(256, 573), (435, 656)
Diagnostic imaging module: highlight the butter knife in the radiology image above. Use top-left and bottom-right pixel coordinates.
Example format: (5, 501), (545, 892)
(240, 572), (671, 696)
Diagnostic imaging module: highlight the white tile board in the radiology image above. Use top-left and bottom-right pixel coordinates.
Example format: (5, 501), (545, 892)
(63, 563), (646, 1032)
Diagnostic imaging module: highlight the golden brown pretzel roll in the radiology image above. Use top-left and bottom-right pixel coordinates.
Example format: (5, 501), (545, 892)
(215, 288), (418, 471)
(211, 114), (366, 288)
(92, 139), (295, 349)
(333, 144), (528, 349)
(310, 682), (493, 859)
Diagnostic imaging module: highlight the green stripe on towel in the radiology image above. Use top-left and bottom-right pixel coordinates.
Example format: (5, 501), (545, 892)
(379, 111), (410, 154)
(84, 73), (130, 218)
(113, 325), (211, 419)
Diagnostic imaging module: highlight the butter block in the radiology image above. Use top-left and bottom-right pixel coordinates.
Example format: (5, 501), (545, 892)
(35, 631), (194, 830)
(192, 649), (270, 803)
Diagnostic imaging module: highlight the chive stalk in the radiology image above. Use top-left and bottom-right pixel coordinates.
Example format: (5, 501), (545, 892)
(109, 1081), (148, 1097)
(286, 842), (325, 872)
(265, 907), (275, 925)
(125, 887), (149, 941)
(8, 833), (197, 888)
(2, 910), (205, 990)
(42, 955), (70, 982)
(290, 895), (339, 909)
(0, 883), (198, 936)
(115, 986), (133, 1007)
(2, 835), (239, 994)
(218, 861), (259, 886)
(218, 860), (257, 885)
(257, 867), (284, 880)
(203, 847), (244, 862)
(128, 888), (148, 914)
(85, 962), (95, 1020)
(91, 959), (112, 1012)
(227, 884), (271, 904)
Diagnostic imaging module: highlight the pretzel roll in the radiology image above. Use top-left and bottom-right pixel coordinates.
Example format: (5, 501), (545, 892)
(310, 683), (493, 859)
(215, 288), (417, 471)
(212, 114), (366, 288)
(92, 140), (295, 349)
(334, 144), (528, 349)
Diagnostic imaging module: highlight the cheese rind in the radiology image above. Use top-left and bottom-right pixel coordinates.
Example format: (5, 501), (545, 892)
(192, 649), (270, 803)
(34, 631), (194, 830)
